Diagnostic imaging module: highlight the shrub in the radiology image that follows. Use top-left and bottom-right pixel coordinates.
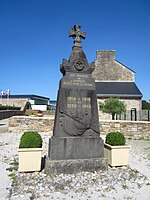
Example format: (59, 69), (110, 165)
(19, 131), (42, 148)
(0, 106), (21, 110)
(142, 100), (150, 110)
(105, 132), (126, 146)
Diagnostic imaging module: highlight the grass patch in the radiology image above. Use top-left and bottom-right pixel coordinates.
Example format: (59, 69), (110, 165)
(0, 142), (3, 146)
(122, 184), (129, 190)
(6, 157), (18, 184)
(132, 137), (150, 141)
(6, 158), (18, 172)
(8, 173), (17, 181)
(30, 192), (36, 200)
(147, 154), (150, 160)
(138, 136), (145, 140)
(6, 167), (15, 172)
(127, 137), (132, 140)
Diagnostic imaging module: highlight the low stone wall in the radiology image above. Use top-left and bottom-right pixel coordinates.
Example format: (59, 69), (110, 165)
(8, 116), (150, 139)
(8, 116), (54, 132)
(0, 110), (24, 120)
(0, 98), (27, 108)
(100, 120), (150, 139)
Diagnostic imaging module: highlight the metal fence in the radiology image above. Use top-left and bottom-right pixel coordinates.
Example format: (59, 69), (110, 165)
(116, 109), (150, 121)
(141, 109), (150, 121)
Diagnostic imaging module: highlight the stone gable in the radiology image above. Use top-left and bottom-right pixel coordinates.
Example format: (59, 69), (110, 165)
(92, 50), (135, 81)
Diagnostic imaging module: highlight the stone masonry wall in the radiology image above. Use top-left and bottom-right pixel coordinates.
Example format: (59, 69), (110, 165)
(8, 116), (150, 139)
(100, 120), (150, 139)
(0, 98), (28, 108)
(92, 50), (135, 81)
(9, 116), (54, 132)
(0, 110), (24, 120)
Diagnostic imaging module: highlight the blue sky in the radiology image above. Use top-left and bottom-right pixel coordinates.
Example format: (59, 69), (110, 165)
(0, 0), (150, 101)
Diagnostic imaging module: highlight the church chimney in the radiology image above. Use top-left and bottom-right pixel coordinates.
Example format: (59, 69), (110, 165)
(96, 50), (115, 61)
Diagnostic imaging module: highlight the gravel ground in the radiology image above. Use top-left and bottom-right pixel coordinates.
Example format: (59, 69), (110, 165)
(0, 119), (150, 200)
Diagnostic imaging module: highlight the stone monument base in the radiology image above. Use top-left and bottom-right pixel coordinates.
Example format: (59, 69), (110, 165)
(45, 157), (108, 174)
(48, 136), (104, 160)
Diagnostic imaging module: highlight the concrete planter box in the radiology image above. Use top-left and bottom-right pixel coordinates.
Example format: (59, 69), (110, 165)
(104, 143), (130, 167)
(18, 148), (43, 172)
(36, 113), (43, 117)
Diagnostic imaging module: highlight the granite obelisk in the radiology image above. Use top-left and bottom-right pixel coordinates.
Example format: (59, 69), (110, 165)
(45, 25), (107, 174)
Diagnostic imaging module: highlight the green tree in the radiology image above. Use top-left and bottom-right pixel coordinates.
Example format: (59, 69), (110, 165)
(142, 100), (150, 110)
(100, 98), (126, 120)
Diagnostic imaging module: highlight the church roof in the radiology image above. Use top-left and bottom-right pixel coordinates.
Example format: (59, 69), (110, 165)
(95, 81), (142, 98)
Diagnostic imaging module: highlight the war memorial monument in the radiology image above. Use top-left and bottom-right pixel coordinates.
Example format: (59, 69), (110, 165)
(45, 25), (107, 174)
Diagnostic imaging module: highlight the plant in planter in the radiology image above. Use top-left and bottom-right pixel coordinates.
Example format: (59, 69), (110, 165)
(29, 110), (37, 116)
(36, 110), (43, 117)
(18, 131), (43, 172)
(104, 131), (130, 167)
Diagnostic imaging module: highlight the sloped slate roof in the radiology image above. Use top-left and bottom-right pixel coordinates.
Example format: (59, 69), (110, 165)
(95, 82), (142, 98)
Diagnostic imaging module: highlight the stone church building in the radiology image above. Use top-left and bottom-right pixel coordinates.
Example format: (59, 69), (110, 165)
(92, 50), (142, 120)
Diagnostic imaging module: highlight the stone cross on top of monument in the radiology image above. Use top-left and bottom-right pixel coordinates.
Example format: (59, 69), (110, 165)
(69, 25), (86, 47)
